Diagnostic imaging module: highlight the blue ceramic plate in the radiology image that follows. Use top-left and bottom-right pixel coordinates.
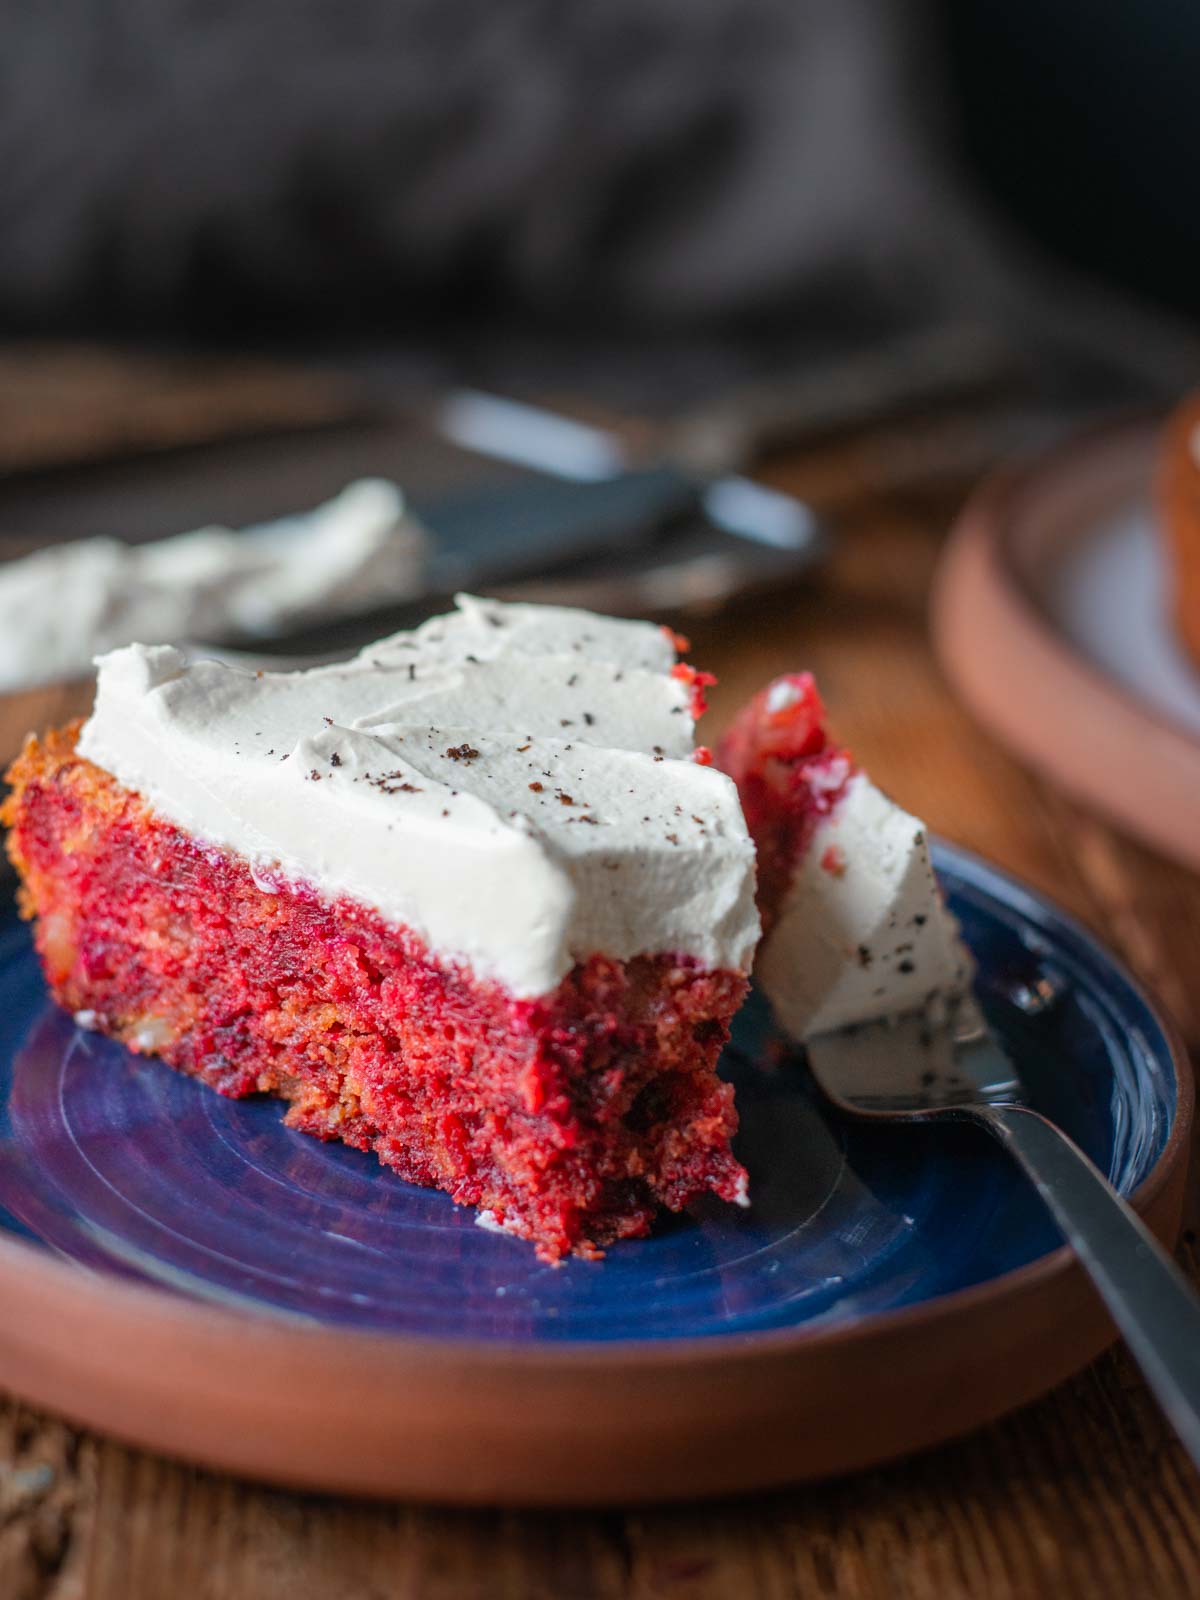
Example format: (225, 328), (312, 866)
(0, 840), (1184, 1340)
(0, 841), (1189, 1502)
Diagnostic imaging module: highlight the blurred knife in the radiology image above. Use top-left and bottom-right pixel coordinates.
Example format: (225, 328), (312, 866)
(202, 395), (825, 662)
(428, 389), (823, 584)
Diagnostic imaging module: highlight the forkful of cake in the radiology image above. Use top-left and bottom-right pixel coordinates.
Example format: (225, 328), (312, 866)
(718, 672), (1200, 1474)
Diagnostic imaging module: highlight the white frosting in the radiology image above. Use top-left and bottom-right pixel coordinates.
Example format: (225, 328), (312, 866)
(77, 596), (759, 998)
(0, 479), (426, 692)
(757, 772), (972, 1039)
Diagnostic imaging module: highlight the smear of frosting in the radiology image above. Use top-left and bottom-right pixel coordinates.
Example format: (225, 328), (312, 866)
(0, 479), (426, 693)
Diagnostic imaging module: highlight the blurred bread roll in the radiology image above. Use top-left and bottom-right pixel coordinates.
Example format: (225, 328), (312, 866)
(1160, 393), (1200, 669)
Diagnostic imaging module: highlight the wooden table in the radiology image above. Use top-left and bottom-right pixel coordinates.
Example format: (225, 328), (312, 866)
(1, 351), (1198, 1599)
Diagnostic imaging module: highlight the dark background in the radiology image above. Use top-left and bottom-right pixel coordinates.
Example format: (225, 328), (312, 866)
(945, 0), (1200, 319)
(2, 0), (1196, 356)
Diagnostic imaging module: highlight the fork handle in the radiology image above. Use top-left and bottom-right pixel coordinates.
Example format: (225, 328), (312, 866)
(977, 1104), (1200, 1467)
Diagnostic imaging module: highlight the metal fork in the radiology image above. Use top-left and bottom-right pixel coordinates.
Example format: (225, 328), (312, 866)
(805, 994), (1200, 1469)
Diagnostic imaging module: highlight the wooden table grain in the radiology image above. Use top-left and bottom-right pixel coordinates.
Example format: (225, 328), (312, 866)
(1, 352), (1198, 1600)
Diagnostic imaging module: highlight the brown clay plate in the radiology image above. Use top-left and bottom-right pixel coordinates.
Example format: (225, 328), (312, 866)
(934, 418), (1200, 871)
(0, 839), (1190, 1504)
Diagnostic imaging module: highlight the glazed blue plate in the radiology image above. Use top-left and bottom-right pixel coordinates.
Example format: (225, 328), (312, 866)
(0, 841), (1184, 1346)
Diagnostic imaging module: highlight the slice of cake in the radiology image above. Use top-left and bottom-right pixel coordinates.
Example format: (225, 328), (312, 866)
(4, 596), (759, 1260)
(718, 672), (971, 1041)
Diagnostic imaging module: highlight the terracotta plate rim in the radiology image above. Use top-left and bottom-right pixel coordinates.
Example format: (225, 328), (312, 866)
(933, 415), (1200, 871)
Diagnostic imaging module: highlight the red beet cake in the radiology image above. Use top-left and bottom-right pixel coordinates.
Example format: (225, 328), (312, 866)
(4, 599), (759, 1260)
(716, 672), (853, 930)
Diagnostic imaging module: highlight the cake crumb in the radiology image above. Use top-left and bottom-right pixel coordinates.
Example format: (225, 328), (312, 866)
(820, 844), (847, 878)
